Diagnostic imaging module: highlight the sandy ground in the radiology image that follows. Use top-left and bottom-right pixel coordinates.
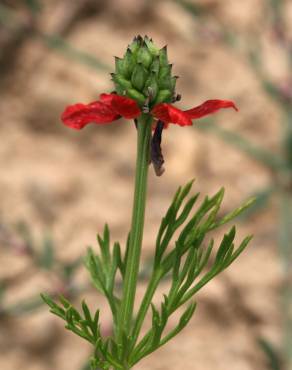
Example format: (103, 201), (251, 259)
(0, 0), (289, 369)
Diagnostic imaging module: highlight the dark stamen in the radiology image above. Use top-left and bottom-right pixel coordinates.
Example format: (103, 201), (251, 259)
(142, 96), (151, 113)
(151, 120), (165, 176)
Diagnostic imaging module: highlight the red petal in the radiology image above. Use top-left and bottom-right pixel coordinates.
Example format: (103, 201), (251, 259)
(61, 101), (119, 130)
(185, 99), (238, 119)
(100, 93), (141, 119)
(151, 103), (192, 127)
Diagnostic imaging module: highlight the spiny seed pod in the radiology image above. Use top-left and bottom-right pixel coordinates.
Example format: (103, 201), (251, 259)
(112, 35), (178, 107)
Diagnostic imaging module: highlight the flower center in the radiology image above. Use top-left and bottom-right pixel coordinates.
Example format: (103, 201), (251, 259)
(112, 35), (178, 108)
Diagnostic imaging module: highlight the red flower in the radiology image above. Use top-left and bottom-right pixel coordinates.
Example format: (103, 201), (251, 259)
(152, 100), (238, 127)
(61, 94), (238, 130)
(61, 93), (141, 130)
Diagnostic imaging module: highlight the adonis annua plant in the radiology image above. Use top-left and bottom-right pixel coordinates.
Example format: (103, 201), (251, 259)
(41, 36), (254, 370)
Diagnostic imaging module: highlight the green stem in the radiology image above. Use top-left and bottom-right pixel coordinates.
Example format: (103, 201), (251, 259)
(131, 270), (162, 345)
(118, 114), (152, 351)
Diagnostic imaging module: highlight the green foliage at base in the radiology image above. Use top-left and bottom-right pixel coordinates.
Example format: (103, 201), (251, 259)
(42, 180), (254, 370)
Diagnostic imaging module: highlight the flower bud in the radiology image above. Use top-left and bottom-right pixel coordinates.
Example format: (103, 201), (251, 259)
(115, 57), (125, 76)
(154, 89), (172, 104)
(137, 45), (153, 69)
(123, 49), (135, 79)
(111, 73), (132, 91)
(113, 36), (179, 107)
(144, 36), (159, 56)
(131, 63), (148, 91)
(150, 56), (160, 74)
(158, 64), (173, 90)
(126, 88), (146, 105)
(159, 46), (168, 66)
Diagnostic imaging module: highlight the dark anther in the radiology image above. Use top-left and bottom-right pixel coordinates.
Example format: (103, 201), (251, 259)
(142, 95), (151, 113)
(151, 120), (165, 176)
(172, 93), (181, 103)
(134, 119), (138, 129)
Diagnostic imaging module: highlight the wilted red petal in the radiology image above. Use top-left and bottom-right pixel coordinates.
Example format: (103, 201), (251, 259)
(100, 93), (141, 119)
(185, 99), (238, 119)
(61, 101), (119, 130)
(152, 103), (192, 127)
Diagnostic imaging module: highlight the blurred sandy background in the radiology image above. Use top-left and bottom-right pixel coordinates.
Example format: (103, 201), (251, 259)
(1, 0), (292, 369)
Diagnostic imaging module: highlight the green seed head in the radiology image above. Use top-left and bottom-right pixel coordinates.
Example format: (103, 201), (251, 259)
(112, 35), (178, 107)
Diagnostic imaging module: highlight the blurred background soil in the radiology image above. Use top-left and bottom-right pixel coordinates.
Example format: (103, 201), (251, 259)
(1, 0), (291, 369)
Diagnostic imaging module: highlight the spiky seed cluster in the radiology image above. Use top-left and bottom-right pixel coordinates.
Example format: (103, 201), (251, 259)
(112, 35), (178, 108)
